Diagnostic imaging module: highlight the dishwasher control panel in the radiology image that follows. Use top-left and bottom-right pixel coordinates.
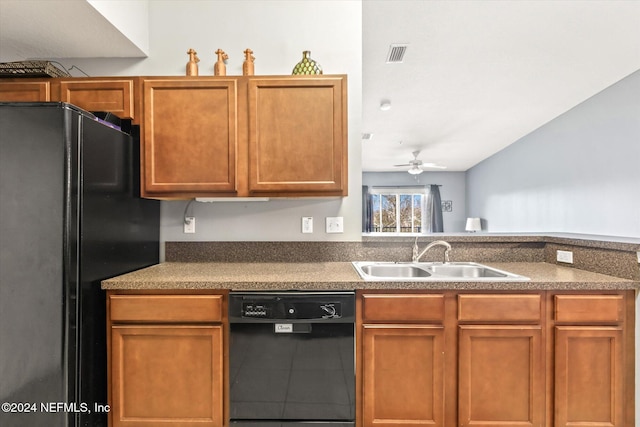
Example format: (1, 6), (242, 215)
(242, 303), (269, 318)
(229, 292), (355, 323)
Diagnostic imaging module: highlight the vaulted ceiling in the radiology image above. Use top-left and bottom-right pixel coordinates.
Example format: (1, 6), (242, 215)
(362, 1), (640, 172)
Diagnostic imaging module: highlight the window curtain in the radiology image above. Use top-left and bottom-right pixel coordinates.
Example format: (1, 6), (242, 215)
(425, 184), (444, 232)
(362, 186), (372, 232)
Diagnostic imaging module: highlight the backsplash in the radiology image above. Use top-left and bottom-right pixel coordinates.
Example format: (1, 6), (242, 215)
(544, 242), (639, 281)
(165, 240), (544, 264)
(165, 234), (640, 280)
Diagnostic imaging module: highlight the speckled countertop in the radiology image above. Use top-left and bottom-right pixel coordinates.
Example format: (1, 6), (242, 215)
(101, 262), (639, 291)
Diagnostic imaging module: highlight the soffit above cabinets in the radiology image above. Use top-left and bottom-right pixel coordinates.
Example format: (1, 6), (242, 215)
(0, 0), (148, 61)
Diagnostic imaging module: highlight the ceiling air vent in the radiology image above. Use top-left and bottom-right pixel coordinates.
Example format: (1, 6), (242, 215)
(386, 44), (408, 63)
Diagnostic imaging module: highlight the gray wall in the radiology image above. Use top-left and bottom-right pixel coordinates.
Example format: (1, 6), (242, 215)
(466, 70), (640, 238)
(362, 171), (467, 232)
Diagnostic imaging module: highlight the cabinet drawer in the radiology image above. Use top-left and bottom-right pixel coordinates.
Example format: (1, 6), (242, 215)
(0, 81), (50, 101)
(362, 294), (445, 323)
(110, 294), (223, 323)
(58, 79), (134, 119)
(458, 294), (541, 323)
(554, 295), (623, 323)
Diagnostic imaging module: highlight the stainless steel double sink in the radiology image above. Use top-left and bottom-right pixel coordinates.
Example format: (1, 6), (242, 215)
(352, 261), (529, 282)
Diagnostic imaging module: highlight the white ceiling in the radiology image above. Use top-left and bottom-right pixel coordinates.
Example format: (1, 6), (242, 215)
(1, 1), (639, 172)
(363, 1), (640, 171)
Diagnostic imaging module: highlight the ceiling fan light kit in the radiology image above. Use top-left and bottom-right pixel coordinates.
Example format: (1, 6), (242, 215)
(394, 150), (445, 175)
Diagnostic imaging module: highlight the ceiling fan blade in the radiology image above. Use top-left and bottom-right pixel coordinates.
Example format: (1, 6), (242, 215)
(394, 151), (445, 172)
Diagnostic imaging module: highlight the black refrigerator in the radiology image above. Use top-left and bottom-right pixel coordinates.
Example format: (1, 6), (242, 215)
(0, 103), (160, 427)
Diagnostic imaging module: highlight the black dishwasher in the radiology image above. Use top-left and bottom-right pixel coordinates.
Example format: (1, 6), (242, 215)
(229, 291), (355, 427)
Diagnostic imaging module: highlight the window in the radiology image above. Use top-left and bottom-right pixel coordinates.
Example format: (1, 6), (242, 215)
(363, 185), (444, 234)
(369, 188), (425, 233)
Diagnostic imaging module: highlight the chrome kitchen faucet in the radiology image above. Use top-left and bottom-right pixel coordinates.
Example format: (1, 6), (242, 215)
(412, 238), (452, 263)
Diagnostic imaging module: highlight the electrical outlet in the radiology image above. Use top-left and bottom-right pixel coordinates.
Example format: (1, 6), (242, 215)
(637, 251), (640, 263)
(326, 217), (344, 233)
(302, 217), (313, 233)
(184, 217), (195, 234)
(556, 250), (573, 264)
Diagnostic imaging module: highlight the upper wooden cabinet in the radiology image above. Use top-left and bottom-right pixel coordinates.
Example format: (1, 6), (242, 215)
(1, 74), (348, 199)
(141, 78), (238, 197)
(0, 78), (135, 120)
(247, 76), (347, 196)
(55, 78), (135, 120)
(140, 75), (348, 199)
(0, 80), (50, 101)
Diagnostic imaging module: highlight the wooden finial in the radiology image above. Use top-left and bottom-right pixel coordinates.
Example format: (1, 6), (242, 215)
(214, 49), (228, 76)
(243, 48), (255, 76)
(186, 48), (199, 76)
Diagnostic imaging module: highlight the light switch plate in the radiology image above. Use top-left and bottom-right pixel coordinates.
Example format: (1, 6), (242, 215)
(302, 217), (313, 233)
(326, 217), (344, 233)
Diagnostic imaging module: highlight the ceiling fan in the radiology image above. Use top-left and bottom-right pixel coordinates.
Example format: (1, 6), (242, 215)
(394, 151), (446, 175)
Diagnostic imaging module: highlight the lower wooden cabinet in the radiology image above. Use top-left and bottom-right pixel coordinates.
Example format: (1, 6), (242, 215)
(107, 292), (227, 427)
(458, 325), (544, 427)
(552, 294), (630, 427)
(105, 289), (634, 427)
(359, 292), (448, 426)
(554, 326), (623, 426)
(362, 325), (445, 427)
(111, 325), (223, 427)
(457, 293), (544, 427)
(357, 290), (634, 427)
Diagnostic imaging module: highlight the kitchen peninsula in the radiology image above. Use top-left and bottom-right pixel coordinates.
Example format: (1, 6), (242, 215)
(103, 234), (639, 427)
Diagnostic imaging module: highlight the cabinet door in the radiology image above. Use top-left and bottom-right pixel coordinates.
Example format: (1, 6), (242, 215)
(142, 79), (237, 197)
(362, 324), (444, 427)
(247, 76), (347, 196)
(111, 325), (223, 427)
(0, 81), (50, 101)
(458, 325), (544, 427)
(58, 79), (135, 119)
(554, 326), (623, 427)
